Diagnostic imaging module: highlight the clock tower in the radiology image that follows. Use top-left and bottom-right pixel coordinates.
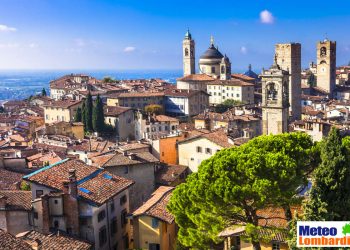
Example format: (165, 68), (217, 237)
(261, 56), (290, 135)
(183, 29), (195, 76)
(316, 39), (336, 95)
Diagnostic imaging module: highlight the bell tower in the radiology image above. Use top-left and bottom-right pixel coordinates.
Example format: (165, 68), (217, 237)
(316, 39), (336, 95)
(261, 55), (290, 135)
(183, 29), (195, 76)
(220, 55), (231, 80)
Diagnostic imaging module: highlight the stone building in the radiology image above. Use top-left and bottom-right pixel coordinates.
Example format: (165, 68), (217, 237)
(275, 43), (301, 120)
(261, 57), (290, 135)
(316, 39), (336, 95)
(183, 29), (195, 76)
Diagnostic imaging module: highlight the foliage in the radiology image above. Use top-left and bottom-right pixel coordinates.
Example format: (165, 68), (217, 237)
(307, 73), (316, 87)
(102, 76), (117, 83)
(103, 123), (115, 134)
(81, 102), (86, 129)
(41, 88), (47, 96)
(168, 132), (317, 249)
(74, 107), (82, 122)
(304, 128), (350, 221)
(0, 106), (4, 113)
(144, 104), (163, 115)
(20, 181), (31, 191)
(214, 99), (243, 113)
(84, 92), (93, 131)
(92, 94), (105, 133)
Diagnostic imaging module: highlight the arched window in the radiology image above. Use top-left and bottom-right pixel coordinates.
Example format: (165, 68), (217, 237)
(267, 83), (278, 100)
(221, 65), (225, 74)
(211, 67), (215, 74)
(320, 47), (327, 57)
(185, 48), (189, 57)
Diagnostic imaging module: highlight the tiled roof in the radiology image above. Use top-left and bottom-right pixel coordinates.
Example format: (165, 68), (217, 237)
(154, 115), (179, 122)
(42, 99), (82, 109)
(118, 92), (165, 98)
(208, 79), (254, 86)
(98, 151), (159, 168)
(0, 191), (32, 211)
(0, 169), (24, 190)
(0, 229), (31, 250)
(132, 186), (174, 224)
(164, 88), (209, 97)
(104, 106), (132, 117)
(231, 73), (255, 81)
(176, 74), (214, 81)
(24, 159), (134, 206)
(155, 164), (188, 185)
(117, 142), (150, 151)
(178, 129), (233, 148)
(18, 230), (92, 250)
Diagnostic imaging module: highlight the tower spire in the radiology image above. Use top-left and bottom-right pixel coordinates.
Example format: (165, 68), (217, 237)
(210, 35), (214, 46)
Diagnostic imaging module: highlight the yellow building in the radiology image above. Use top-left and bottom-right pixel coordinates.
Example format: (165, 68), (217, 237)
(132, 186), (176, 250)
(43, 99), (83, 124)
(45, 121), (84, 140)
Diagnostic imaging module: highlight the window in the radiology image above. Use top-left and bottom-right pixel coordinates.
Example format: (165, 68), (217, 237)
(123, 166), (129, 174)
(99, 226), (107, 247)
(121, 209), (128, 227)
(196, 146), (202, 153)
(185, 48), (189, 56)
(54, 200), (58, 204)
(54, 220), (59, 228)
(151, 218), (159, 228)
(120, 195), (127, 206)
(36, 190), (43, 198)
(211, 67), (215, 73)
(110, 217), (117, 235)
(110, 202), (115, 212)
(98, 210), (106, 222)
(34, 212), (38, 219)
(272, 242), (280, 250)
(149, 243), (160, 250)
(206, 148), (212, 154)
(221, 65), (225, 74)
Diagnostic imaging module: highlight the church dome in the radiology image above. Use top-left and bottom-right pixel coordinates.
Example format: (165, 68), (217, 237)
(244, 64), (259, 79)
(200, 44), (224, 60)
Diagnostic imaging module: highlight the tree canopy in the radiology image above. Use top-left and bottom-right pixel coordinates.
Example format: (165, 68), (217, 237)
(92, 94), (105, 133)
(168, 132), (317, 249)
(74, 107), (82, 122)
(41, 88), (47, 96)
(84, 92), (93, 131)
(214, 99), (244, 113)
(102, 76), (117, 83)
(145, 104), (164, 115)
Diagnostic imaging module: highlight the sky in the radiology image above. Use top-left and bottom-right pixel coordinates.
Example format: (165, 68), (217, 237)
(0, 0), (350, 71)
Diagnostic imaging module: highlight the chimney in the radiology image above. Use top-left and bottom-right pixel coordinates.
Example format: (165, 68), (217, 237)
(68, 169), (78, 198)
(30, 239), (42, 250)
(41, 194), (50, 234)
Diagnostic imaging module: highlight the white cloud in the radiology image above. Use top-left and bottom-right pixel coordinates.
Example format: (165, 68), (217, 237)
(260, 10), (274, 24)
(240, 46), (247, 54)
(28, 43), (38, 48)
(124, 46), (136, 52)
(74, 38), (86, 47)
(0, 24), (17, 32)
(0, 43), (20, 48)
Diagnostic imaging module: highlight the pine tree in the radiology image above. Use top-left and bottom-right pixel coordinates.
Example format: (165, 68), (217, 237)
(84, 92), (93, 131)
(92, 94), (105, 133)
(81, 102), (86, 129)
(304, 128), (350, 221)
(41, 88), (47, 96)
(74, 107), (82, 122)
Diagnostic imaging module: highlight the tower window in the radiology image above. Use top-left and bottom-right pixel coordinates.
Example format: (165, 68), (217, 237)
(185, 48), (189, 57)
(211, 67), (216, 74)
(320, 47), (327, 57)
(267, 83), (277, 100)
(221, 65), (225, 74)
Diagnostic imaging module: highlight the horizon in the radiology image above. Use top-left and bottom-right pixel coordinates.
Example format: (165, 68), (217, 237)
(1, 0), (350, 70)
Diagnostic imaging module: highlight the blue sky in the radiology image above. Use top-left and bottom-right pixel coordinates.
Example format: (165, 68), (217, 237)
(0, 0), (350, 71)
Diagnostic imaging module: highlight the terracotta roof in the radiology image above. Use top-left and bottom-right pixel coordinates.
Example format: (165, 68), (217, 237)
(24, 159), (134, 206)
(208, 79), (254, 86)
(154, 115), (179, 122)
(178, 130), (233, 148)
(0, 230), (31, 250)
(43, 99), (82, 109)
(164, 88), (209, 97)
(155, 164), (188, 185)
(118, 92), (165, 98)
(18, 230), (92, 250)
(0, 191), (32, 211)
(117, 142), (150, 151)
(231, 73), (255, 81)
(176, 74), (215, 81)
(0, 169), (24, 190)
(97, 151), (159, 168)
(104, 106), (132, 117)
(132, 186), (174, 224)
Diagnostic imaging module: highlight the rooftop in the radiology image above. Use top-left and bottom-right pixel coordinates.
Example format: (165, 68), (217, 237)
(0, 191), (32, 211)
(176, 74), (214, 82)
(43, 99), (82, 109)
(0, 230), (31, 250)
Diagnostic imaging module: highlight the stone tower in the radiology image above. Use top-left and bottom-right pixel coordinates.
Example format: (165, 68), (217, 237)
(316, 39), (336, 95)
(275, 43), (301, 121)
(183, 29), (195, 76)
(261, 56), (290, 135)
(220, 55), (231, 80)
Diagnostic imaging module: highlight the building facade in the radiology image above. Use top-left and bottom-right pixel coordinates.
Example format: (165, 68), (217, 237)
(316, 40), (336, 95)
(183, 30), (195, 76)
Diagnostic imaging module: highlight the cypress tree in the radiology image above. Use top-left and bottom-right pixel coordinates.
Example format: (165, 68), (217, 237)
(41, 88), (47, 96)
(304, 128), (350, 221)
(81, 102), (86, 128)
(84, 92), (93, 131)
(74, 107), (82, 122)
(92, 94), (105, 133)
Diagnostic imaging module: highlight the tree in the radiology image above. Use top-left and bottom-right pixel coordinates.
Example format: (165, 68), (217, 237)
(92, 94), (105, 133)
(215, 99), (243, 113)
(41, 88), (47, 96)
(74, 107), (82, 122)
(145, 104), (163, 115)
(307, 73), (316, 87)
(102, 76), (116, 83)
(304, 128), (350, 221)
(20, 181), (31, 191)
(84, 92), (93, 131)
(168, 133), (317, 249)
(81, 102), (86, 128)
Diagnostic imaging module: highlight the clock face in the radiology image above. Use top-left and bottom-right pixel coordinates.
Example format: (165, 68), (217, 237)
(322, 67), (326, 73)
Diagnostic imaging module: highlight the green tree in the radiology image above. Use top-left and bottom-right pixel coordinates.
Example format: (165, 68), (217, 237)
(214, 99), (243, 113)
(102, 76), (116, 83)
(41, 88), (47, 96)
(20, 181), (31, 191)
(74, 107), (82, 122)
(81, 102), (86, 128)
(307, 73), (316, 87)
(84, 92), (93, 131)
(92, 94), (105, 133)
(0, 106), (4, 113)
(168, 133), (317, 249)
(304, 128), (350, 221)
(144, 104), (163, 115)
